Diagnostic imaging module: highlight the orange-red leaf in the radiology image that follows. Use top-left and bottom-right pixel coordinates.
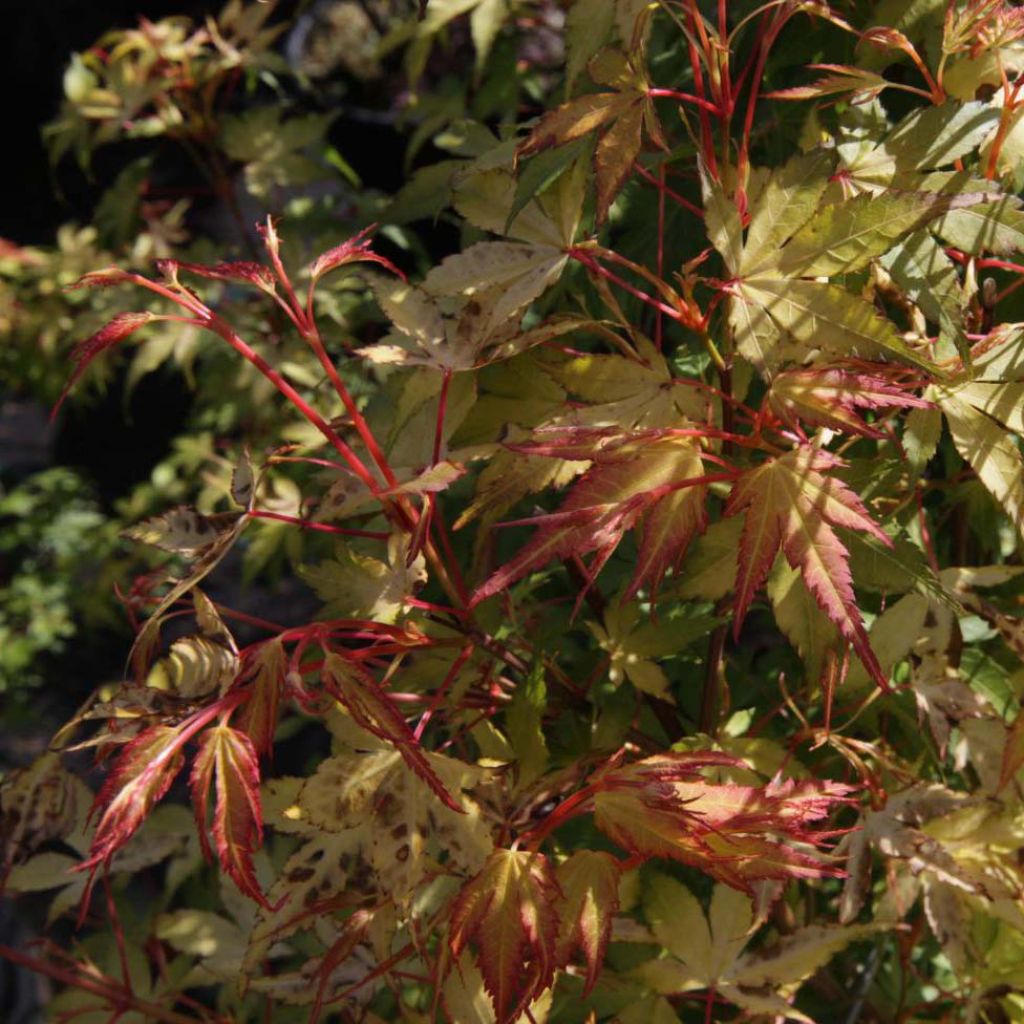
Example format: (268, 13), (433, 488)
(555, 850), (620, 994)
(190, 724), (269, 907)
(725, 446), (890, 689)
(591, 753), (852, 893)
(164, 259), (276, 290)
(233, 638), (286, 757)
(449, 848), (561, 1023)
(321, 652), (461, 812)
(77, 724), (188, 875)
(768, 367), (932, 439)
(309, 224), (403, 283)
(472, 432), (707, 605)
(53, 312), (158, 417)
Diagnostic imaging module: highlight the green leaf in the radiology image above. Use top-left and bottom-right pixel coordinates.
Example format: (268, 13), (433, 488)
(565, 0), (615, 92)
(506, 658), (549, 788)
(740, 151), (832, 273)
(737, 278), (936, 373)
(882, 229), (967, 360)
(756, 191), (962, 279)
(703, 171), (742, 276)
(936, 385), (1024, 540)
(424, 242), (569, 327)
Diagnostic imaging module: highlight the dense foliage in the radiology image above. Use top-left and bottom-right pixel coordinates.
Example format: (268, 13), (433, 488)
(7, 1), (1024, 1021)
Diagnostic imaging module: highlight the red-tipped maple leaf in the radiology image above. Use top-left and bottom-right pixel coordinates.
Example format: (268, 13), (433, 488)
(591, 753), (852, 892)
(52, 312), (159, 417)
(309, 224), (404, 283)
(160, 259), (276, 290)
(76, 724), (188, 879)
(555, 850), (620, 995)
(65, 266), (136, 289)
(448, 848), (561, 1023)
(725, 446), (890, 688)
(471, 430), (708, 605)
(321, 652), (461, 813)
(190, 724), (270, 907)
(233, 638), (286, 757)
(767, 367), (932, 439)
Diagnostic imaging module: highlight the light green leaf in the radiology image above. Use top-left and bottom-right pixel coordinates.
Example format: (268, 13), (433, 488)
(424, 242), (568, 326)
(741, 151), (832, 274)
(702, 171), (742, 276)
(672, 516), (744, 601)
(565, 0), (615, 92)
(882, 229), (966, 357)
(934, 194), (1024, 256)
(758, 191), (959, 279)
(506, 659), (549, 788)
(937, 386), (1024, 540)
(952, 382), (1024, 435)
(738, 278), (935, 372)
(768, 560), (839, 678)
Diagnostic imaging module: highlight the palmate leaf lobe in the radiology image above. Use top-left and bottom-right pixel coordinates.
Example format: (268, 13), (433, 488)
(471, 430), (707, 604)
(321, 652), (461, 812)
(639, 875), (886, 1022)
(554, 850), (620, 994)
(76, 724), (189, 886)
(448, 848), (561, 1023)
(767, 366), (933, 438)
(725, 446), (891, 689)
(190, 724), (270, 907)
(590, 753), (852, 892)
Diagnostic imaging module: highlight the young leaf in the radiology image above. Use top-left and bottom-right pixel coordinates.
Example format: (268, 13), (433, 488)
(591, 753), (851, 890)
(471, 432), (707, 605)
(234, 639), (287, 757)
(309, 224), (402, 283)
(53, 312), (158, 416)
(725, 446), (891, 689)
(76, 724), (188, 879)
(448, 848), (561, 1023)
(517, 48), (661, 222)
(190, 725), (269, 907)
(767, 367), (932, 438)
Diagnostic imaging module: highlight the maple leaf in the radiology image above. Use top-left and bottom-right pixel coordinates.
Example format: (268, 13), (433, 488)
(297, 743), (491, 898)
(309, 224), (403, 283)
(637, 875), (887, 1022)
(471, 429), (707, 605)
(76, 724), (189, 885)
(713, 155), (988, 374)
(233, 639), (286, 758)
(159, 259), (276, 291)
(448, 848), (561, 1023)
(423, 167), (581, 327)
(321, 652), (461, 812)
(517, 48), (663, 222)
(932, 383), (1024, 541)
(52, 312), (161, 417)
(591, 753), (852, 891)
(765, 63), (890, 102)
(555, 850), (620, 995)
(725, 446), (891, 689)
(190, 724), (270, 907)
(767, 366), (932, 438)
